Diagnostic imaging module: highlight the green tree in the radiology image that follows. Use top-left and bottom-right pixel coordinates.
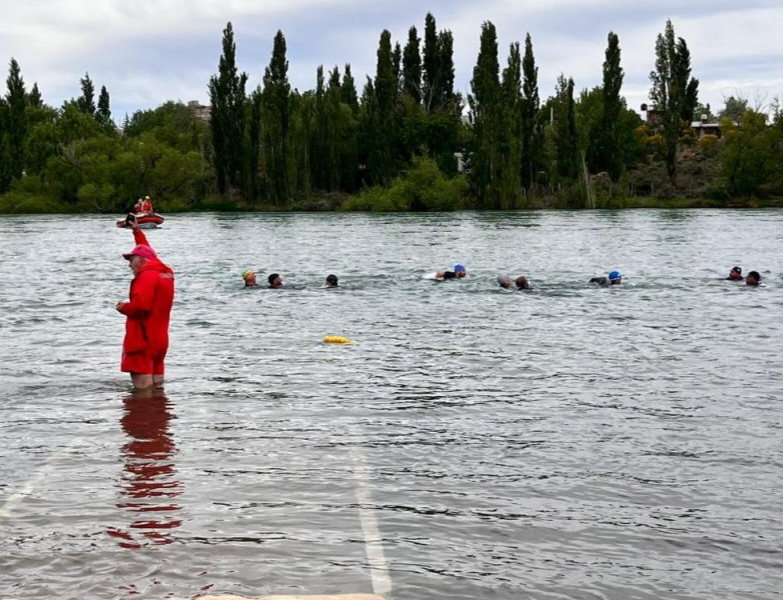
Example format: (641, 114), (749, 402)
(521, 33), (540, 191)
(402, 26), (421, 104)
(341, 64), (359, 113)
(422, 13), (439, 112)
(28, 82), (42, 108)
(208, 22), (248, 197)
(359, 30), (398, 185)
(555, 76), (579, 182)
(497, 41), (523, 208)
(262, 29), (292, 205)
(96, 85), (112, 129)
(437, 30), (456, 107)
(4, 58), (28, 188)
(600, 32), (624, 181)
(718, 95), (748, 123)
(649, 20), (699, 181)
(720, 110), (782, 196)
(467, 21), (503, 208)
(77, 72), (96, 116)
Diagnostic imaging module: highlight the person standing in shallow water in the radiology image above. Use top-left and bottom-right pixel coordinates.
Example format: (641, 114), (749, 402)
(116, 217), (175, 392)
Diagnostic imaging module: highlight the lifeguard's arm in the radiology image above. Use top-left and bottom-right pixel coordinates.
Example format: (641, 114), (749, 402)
(118, 271), (156, 317)
(131, 225), (152, 249)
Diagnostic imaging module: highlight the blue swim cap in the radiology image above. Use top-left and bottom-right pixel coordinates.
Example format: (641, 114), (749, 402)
(608, 270), (622, 281)
(454, 264), (466, 272)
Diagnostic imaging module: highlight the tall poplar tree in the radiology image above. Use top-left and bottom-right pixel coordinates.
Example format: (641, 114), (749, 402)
(552, 75), (579, 182)
(649, 19), (699, 181)
(498, 42), (523, 209)
(341, 64), (359, 114)
(246, 87), (262, 204)
(467, 21), (502, 208)
(262, 30), (292, 205)
(436, 30), (456, 107)
(601, 32), (623, 181)
(521, 34), (540, 191)
(28, 82), (42, 108)
(97, 85), (112, 128)
(402, 26), (421, 104)
(422, 13), (439, 112)
(360, 29), (397, 184)
(77, 72), (96, 115)
(5, 58), (28, 183)
(208, 22), (248, 196)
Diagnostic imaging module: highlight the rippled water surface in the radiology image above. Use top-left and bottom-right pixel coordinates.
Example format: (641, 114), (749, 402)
(1, 210), (782, 600)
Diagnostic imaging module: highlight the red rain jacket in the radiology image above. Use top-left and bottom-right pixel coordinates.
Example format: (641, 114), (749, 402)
(119, 230), (175, 354)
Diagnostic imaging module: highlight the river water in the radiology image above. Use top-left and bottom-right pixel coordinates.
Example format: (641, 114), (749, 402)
(0, 210), (781, 600)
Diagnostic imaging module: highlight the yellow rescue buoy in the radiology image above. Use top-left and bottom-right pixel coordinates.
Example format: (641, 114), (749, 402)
(323, 335), (351, 344)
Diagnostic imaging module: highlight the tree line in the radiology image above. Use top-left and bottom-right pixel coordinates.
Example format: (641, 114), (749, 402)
(1, 15), (782, 214)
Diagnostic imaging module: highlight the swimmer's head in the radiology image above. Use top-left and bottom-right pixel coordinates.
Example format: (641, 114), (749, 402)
(497, 275), (511, 289)
(608, 270), (622, 283)
(242, 269), (257, 286)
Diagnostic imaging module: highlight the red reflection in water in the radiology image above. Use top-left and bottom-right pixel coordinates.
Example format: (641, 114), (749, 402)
(107, 391), (182, 549)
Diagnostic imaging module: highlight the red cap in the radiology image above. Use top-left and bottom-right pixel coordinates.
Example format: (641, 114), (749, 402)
(122, 244), (157, 260)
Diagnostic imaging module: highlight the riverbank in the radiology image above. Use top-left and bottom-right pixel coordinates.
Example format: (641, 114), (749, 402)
(2, 193), (782, 214)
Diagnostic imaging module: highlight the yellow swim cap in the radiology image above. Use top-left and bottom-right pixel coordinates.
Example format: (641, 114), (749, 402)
(242, 269), (255, 280)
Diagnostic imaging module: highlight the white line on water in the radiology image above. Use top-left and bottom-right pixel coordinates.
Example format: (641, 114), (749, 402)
(0, 442), (79, 523)
(348, 430), (393, 596)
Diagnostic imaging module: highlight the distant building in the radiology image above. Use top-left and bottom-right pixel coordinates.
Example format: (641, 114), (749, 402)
(641, 103), (731, 139)
(690, 114), (724, 139)
(188, 100), (210, 121)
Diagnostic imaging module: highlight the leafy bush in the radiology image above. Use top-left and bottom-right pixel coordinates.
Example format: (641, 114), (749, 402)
(0, 190), (63, 213)
(340, 156), (467, 212)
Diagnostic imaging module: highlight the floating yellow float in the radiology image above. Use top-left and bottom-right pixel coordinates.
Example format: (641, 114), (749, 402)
(323, 335), (351, 344)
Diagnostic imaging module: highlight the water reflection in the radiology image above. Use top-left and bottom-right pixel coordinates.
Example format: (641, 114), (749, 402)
(108, 391), (182, 549)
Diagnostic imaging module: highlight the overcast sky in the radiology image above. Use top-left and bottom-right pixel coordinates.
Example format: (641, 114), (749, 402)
(2, 0), (782, 122)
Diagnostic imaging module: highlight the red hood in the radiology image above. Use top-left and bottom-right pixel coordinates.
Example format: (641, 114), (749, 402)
(139, 258), (174, 277)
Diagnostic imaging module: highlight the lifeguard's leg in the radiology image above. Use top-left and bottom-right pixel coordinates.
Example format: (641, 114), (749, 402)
(152, 348), (167, 388)
(131, 373), (154, 390)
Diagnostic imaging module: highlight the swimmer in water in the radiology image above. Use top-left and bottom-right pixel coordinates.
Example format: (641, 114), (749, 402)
(727, 266), (744, 281)
(435, 264), (467, 280)
(590, 270), (622, 286)
(242, 269), (257, 287)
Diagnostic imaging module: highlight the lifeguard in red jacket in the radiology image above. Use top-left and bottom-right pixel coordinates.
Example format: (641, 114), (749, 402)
(115, 219), (174, 392)
(141, 195), (153, 214)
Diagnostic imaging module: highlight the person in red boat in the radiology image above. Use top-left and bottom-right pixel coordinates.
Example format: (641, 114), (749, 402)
(141, 195), (153, 214)
(115, 217), (175, 391)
